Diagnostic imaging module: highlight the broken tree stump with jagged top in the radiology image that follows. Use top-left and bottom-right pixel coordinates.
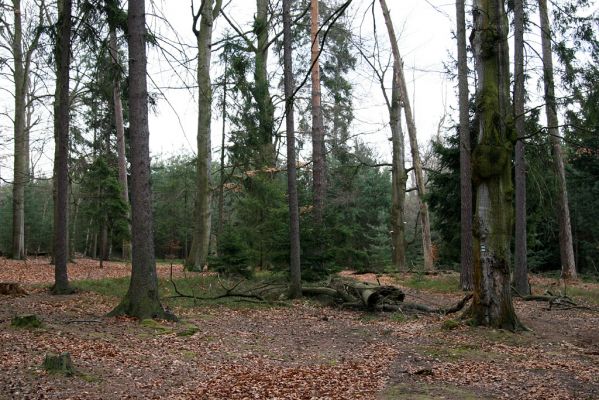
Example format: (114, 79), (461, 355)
(11, 314), (42, 329)
(42, 352), (76, 376)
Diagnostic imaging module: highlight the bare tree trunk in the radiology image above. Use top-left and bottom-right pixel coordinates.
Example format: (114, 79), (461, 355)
(311, 0), (326, 226)
(186, 0), (222, 271)
(283, 0), (302, 298)
(513, 0), (530, 295)
(390, 66), (407, 271)
(12, 0), (26, 260)
(470, 0), (522, 330)
(109, 0), (173, 320)
(108, 27), (131, 261)
(456, 0), (473, 290)
(52, 0), (73, 294)
(538, 0), (576, 280)
(254, 0), (275, 166)
(379, 0), (433, 271)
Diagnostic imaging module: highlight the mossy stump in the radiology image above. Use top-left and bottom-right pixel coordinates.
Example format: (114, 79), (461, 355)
(11, 314), (42, 329)
(42, 352), (75, 376)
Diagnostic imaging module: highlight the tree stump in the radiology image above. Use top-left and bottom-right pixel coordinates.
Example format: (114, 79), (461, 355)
(42, 352), (75, 376)
(0, 283), (27, 296)
(11, 314), (42, 329)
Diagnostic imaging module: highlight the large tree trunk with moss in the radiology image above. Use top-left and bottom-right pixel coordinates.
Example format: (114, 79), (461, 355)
(456, 0), (473, 290)
(390, 66), (407, 271)
(538, 0), (576, 280)
(379, 0), (433, 271)
(52, 0), (73, 294)
(254, 0), (275, 167)
(186, 0), (222, 271)
(283, 0), (302, 298)
(311, 0), (326, 226)
(108, 27), (131, 261)
(469, 0), (522, 330)
(109, 0), (172, 320)
(513, 0), (530, 295)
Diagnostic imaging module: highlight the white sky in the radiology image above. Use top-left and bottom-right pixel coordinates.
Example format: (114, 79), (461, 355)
(146, 0), (456, 164)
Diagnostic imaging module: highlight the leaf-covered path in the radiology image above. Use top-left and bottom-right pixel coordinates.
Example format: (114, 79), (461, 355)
(0, 258), (598, 399)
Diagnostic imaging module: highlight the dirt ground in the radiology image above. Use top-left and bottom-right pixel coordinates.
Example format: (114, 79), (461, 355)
(0, 258), (598, 399)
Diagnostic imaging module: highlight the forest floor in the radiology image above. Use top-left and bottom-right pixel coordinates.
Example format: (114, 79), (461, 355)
(0, 257), (598, 399)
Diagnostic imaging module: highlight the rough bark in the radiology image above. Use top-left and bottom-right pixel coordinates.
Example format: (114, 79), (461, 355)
(513, 0), (530, 295)
(311, 0), (326, 226)
(390, 65), (407, 271)
(379, 0), (433, 271)
(52, 0), (73, 295)
(283, 0), (302, 298)
(456, 0), (473, 290)
(186, 0), (222, 271)
(254, 0), (275, 167)
(538, 0), (576, 280)
(109, 27), (131, 261)
(470, 0), (522, 330)
(109, 0), (173, 320)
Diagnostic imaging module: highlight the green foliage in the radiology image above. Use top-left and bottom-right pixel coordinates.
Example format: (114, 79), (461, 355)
(11, 314), (43, 329)
(402, 273), (461, 293)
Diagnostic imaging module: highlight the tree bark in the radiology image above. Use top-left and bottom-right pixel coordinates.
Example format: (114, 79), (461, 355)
(379, 0), (434, 271)
(538, 0), (577, 280)
(108, 27), (131, 261)
(470, 0), (522, 330)
(109, 0), (173, 320)
(254, 0), (275, 167)
(186, 0), (222, 271)
(456, 0), (473, 290)
(311, 0), (326, 226)
(52, 0), (73, 294)
(390, 65), (407, 271)
(283, 0), (302, 299)
(513, 0), (530, 295)
(11, 0), (26, 260)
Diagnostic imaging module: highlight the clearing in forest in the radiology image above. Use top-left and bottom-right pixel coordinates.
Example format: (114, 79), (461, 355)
(0, 257), (598, 399)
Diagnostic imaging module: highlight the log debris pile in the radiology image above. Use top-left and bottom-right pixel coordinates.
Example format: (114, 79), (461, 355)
(302, 279), (472, 315)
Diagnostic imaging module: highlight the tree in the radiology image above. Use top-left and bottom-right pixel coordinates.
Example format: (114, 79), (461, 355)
(513, 0), (529, 295)
(455, 0), (473, 290)
(538, 0), (576, 280)
(52, 0), (73, 294)
(109, 0), (173, 320)
(185, 0), (223, 271)
(311, 0), (326, 226)
(379, 0), (434, 271)
(283, 0), (301, 298)
(7, 0), (44, 260)
(469, 0), (522, 330)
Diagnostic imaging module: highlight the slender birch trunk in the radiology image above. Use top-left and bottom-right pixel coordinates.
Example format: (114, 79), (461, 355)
(538, 0), (577, 280)
(379, 0), (434, 271)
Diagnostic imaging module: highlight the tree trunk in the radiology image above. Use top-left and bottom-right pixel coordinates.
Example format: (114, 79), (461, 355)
(390, 65), (407, 271)
(283, 0), (302, 299)
(217, 47), (228, 240)
(379, 0), (434, 271)
(456, 0), (473, 290)
(513, 0), (530, 295)
(538, 0), (577, 280)
(311, 0), (326, 226)
(470, 0), (522, 330)
(108, 27), (131, 261)
(109, 0), (173, 320)
(12, 0), (26, 260)
(51, 0), (73, 294)
(186, 0), (222, 271)
(254, 0), (275, 167)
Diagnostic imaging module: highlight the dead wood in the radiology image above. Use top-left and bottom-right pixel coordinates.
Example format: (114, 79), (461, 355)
(0, 283), (27, 296)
